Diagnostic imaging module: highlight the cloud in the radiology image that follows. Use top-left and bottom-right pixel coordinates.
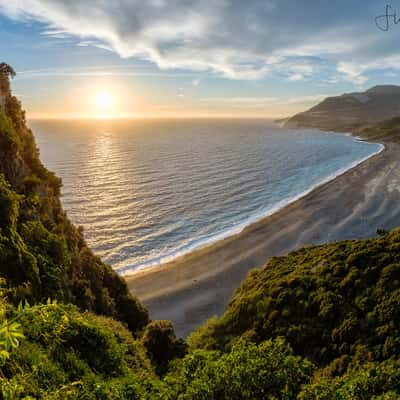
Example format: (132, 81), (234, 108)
(0, 0), (398, 84)
(337, 62), (368, 85)
(283, 94), (332, 105)
(201, 96), (277, 109)
(286, 64), (315, 81)
(192, 78), (201, 86)
(201, 96), (277, 103)
(15, 66), (197, 79)
(337, 54), (400, 85)
(288, 74), (305, 82)
(200, 94), (335, 109)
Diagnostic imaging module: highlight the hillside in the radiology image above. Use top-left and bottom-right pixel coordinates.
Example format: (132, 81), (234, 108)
(190, 230), (400, 360)
(189, 229), (400, 397)
(285, 85), (400, 132)
(0, 64), (188, 398)
(0, 63), (148, 333)
(353, 116), (400, 143)
(1, 63), (400, 398)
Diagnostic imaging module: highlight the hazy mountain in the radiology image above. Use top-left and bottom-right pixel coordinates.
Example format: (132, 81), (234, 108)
(285, 85), (400, 132)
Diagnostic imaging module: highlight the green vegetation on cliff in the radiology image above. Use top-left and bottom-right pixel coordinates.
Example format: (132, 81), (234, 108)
(189, 230), (400, 397)
(354, 116), (400, 143)
(0, 298), (154, 399)
(1, 63), (400, 398)
(0, 63), (148, 334)
(190, 230), (400, 363)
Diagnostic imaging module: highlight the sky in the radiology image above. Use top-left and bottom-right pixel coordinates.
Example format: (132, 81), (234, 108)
(1, 0), (400, 118)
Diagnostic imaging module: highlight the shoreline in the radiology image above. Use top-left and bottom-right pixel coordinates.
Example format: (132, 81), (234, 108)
(126, 141), (400, 337)
(119, 137), (384, 277)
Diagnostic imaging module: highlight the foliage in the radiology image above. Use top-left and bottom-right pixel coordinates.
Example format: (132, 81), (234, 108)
(0, 63), (15, 94)
(0, 63), (15, 79)
(354, 116), (400, 143)
(1, 63), (400, 398)
(299, 359), (400, 399)
(142, 320), (187, 375)
(0, 300), (154, 399)
(0, 296), (25, 368)
(0, 69), (149, 334)
(161, 338), (314, 400)
(0, 294), (399, 399)
(190, 229), (400, 371)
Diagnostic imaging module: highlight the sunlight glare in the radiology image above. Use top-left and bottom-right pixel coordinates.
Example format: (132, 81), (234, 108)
(95, 91), (114, 110)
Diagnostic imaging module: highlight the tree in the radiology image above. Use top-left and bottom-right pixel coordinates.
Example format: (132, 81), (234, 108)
(0, 63), (16, 94)
(0, 63), (16, 78)
(142, 320), (187, 375)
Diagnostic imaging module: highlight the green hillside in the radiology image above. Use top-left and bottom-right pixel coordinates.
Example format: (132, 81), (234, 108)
(354, 116), (400, 143)
(0, 63), (148, 334)
(190, 231), (400, 361)
(189, 230), (400, 397)
(1, 63), (400, 398)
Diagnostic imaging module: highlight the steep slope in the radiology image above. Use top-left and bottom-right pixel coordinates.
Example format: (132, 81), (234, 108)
(285, 85), (400, 132)
(0, 65), (148, 334)
(190, 229), (400, 373)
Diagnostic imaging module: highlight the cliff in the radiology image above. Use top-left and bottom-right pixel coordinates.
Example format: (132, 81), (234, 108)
(1, 64), (399, 398)
(0, 65), (149, 333)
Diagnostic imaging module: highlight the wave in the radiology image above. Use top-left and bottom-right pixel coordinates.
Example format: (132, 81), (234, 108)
(118, 138), (385, 276)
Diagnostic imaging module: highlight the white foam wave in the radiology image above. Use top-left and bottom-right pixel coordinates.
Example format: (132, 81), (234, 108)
(118, 138), (385, 277)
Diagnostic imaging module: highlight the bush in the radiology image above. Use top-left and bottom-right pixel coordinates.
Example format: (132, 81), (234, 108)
(142, 320), (187, 375)
(299, 359), (400, 399)
(1, 301), (154, 399)
(162, 338), (314, 400)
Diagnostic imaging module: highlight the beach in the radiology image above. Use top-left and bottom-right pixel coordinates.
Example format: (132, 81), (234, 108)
(126, 142), (400, 338)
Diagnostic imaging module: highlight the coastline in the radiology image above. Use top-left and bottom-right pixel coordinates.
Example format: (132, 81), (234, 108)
(126, 142), (400, 337)
(119, 136), (384, 277)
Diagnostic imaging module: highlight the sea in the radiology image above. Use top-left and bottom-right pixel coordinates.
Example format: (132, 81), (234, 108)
(30, 118), (383, 275)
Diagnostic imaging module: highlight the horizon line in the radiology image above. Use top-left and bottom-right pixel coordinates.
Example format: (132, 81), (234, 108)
(27, 114), (288, 121)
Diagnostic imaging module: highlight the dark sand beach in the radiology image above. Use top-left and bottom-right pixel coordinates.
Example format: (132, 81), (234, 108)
(126, 143), (400, 337)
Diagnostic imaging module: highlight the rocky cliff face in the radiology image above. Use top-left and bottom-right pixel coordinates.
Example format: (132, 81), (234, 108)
(285, 85), (400, 132)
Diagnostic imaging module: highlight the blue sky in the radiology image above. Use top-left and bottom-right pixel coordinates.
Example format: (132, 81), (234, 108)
(1, 0), (400, 118)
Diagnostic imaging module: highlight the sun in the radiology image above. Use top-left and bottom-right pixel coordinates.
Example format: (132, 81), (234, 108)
(94, 91), (114, 110)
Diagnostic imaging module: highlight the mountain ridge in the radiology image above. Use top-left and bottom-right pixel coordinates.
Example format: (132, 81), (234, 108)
(285, 84), (400, 132)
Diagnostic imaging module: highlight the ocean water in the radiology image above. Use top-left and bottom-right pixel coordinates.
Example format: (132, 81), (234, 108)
(30, 119), (383, 275)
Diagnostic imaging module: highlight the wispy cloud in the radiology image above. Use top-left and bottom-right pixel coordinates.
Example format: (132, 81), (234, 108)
(200, 96), (280, 109)
(201, 97), (277, 103)
(198, 93), (338, 111)
(15, 66), (197, 79)
(0, 0), (397, 85)
(337, 62), (368, 85)
(283, 94), (333, 105)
